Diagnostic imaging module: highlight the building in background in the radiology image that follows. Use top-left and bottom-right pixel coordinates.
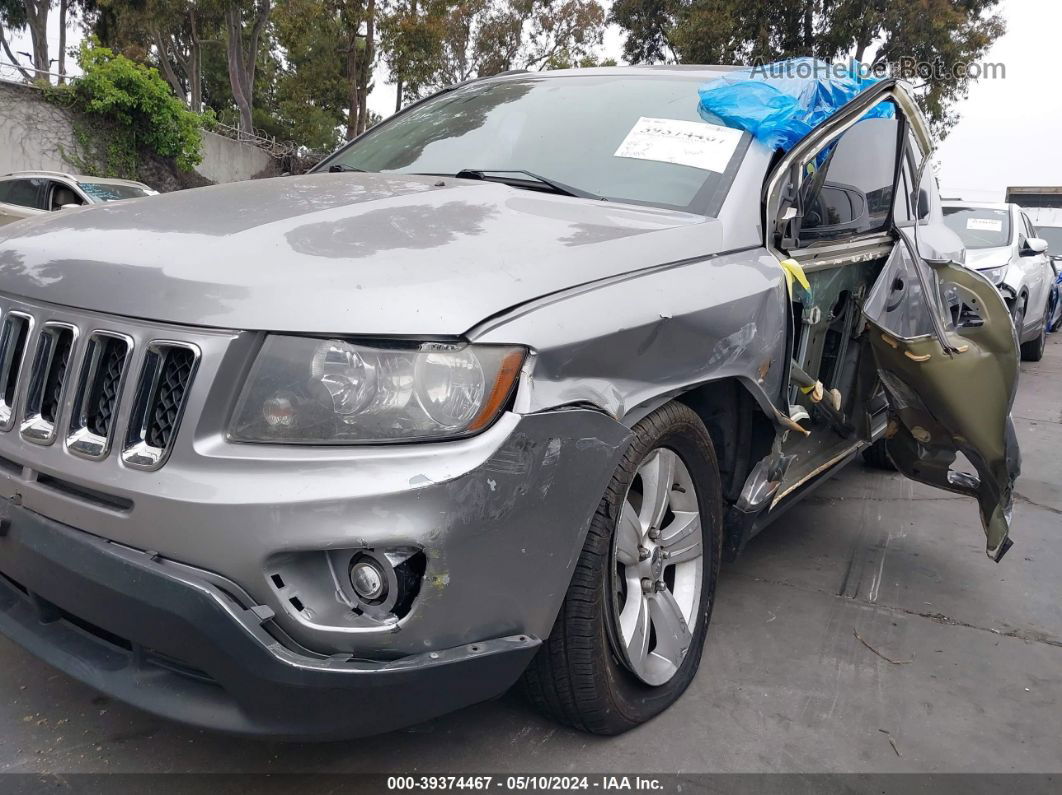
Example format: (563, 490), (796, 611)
(1006, 186), (1062, 209)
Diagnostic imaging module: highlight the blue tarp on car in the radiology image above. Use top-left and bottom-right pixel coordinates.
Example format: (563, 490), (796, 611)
(698, 58), (893, 152)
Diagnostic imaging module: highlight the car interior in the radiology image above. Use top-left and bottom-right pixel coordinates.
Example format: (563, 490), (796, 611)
(768, 108), (908, 501)
(48, 183), (84, 211)
(766, 96), (990, 497)
(759, 87), (1017, 562)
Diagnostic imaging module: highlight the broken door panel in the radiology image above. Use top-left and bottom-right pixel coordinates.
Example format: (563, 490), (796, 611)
(863, 237), (1020, 561)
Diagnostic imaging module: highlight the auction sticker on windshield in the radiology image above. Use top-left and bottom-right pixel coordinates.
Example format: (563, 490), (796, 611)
(614, 117), (742, 172)
(967, 217), (1004, 232)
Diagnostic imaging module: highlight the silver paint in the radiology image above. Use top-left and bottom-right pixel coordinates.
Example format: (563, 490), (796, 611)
(0, 70), (795, 658)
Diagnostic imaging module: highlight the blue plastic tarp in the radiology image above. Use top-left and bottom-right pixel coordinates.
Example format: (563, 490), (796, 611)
(698, 58), (893, 152)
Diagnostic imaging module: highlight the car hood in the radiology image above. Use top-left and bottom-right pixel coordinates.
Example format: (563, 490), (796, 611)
(0, 173), (715, 335)
(962, 246), (1011, 270)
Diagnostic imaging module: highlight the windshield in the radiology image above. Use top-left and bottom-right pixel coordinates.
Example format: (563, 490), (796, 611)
(942, 206), (1011, 249)
(319, 74), (750, 215)
(1036, 226), (1062, 254)
(78, 182), (154, 202)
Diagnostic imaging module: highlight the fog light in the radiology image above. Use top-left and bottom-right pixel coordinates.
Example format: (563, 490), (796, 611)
(341, 549), (426, 620)
(349, 556), (387, 603)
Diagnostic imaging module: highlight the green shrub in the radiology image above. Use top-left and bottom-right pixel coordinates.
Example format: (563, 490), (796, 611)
(48, 41), (206, 172)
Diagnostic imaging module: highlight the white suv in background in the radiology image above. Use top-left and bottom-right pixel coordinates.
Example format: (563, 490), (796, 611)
(0, 171), (157, 227)
(942, 201), (1053, 360)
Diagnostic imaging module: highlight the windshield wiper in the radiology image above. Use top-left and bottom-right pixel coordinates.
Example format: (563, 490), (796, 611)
(452, 169), (603, 201)
(328, 163), (367, 173)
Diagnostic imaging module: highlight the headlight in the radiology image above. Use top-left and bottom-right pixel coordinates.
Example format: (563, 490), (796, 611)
(229, 336), (525, 444)
(977, 265), (1007, 286)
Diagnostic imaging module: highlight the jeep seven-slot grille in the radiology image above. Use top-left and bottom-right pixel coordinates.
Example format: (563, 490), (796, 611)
(67, 332), (132, 459)
(40, 328), (73, 424)
(121, 342), (199, 470)
(146, 347), (195, 450)
(21, 323), (77, 444)
(0, 308), (199, 469)
(0, 313), (31, 430)
(87, 336), (128, 438)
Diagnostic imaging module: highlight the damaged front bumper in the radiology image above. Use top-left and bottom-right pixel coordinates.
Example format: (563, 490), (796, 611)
(0, 501), (539, 739)
(0, 408), (630, 736)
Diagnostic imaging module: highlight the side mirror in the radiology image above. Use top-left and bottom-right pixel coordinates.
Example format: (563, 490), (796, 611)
(1022, 237), (1049, 256)
(59, 203), (81, 211)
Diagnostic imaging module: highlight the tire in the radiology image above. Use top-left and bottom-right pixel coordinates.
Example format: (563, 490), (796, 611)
(862, 438), (895, 470)
(1020, 302), (1048, 362)
(519, 402), (722, 735)
(1010, 297), (1026, 344)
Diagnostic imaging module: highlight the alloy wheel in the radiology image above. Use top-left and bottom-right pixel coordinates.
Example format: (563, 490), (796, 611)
(609, 447), (704, 686)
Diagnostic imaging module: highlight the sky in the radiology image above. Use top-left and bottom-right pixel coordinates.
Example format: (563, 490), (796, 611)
(4, 0), (1059, 201)
(931, 0), (1062, 201)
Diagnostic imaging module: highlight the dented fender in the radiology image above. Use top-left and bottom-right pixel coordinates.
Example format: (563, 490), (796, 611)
(471, 247), (790, 427)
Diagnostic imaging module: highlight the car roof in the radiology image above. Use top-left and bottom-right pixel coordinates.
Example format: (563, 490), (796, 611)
(1, 171), (150, 189)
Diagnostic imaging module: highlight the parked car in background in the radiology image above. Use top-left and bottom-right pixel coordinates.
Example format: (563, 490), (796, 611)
(1036, 223), (1062, 332)
(0, 171), (157, 227)
(942, 201), (1053, 360)
(0, 67), (1022, 739)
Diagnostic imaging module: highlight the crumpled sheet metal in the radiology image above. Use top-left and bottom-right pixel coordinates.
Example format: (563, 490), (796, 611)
(863, 242), (939, 340)
(261, 408), (631, 656)
(473, 248), (789, 427)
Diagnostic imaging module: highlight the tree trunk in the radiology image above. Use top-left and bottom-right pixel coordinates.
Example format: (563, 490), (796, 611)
(0, 28), (34, 81)
(24, 0), (50, 79)
(152, 27), (187, 100)
(345, 39), (360, 139)
(394, 0), (415, 112)
(225, 0), (271, 135)
(189, 10), (203, 113)
(360, 0), (374, 133)
(803, 2), (813, 56)
(57, 0), (68, 83)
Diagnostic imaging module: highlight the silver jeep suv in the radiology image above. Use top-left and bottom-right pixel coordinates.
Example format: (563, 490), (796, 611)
(0, 67), (1020, 739)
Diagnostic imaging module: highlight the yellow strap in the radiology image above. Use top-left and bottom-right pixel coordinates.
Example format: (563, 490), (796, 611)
(779, 258), (810, 298)
(800, 381), (824, 402)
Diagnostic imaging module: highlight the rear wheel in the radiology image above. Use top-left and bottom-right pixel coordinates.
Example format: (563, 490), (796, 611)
(862, 438), (895, 470)
(519, 402), (721, 734)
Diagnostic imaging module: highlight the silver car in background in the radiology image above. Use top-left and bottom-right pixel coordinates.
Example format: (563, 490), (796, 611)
(942, 201), (1053, 360)
(0, 171), (157, 227)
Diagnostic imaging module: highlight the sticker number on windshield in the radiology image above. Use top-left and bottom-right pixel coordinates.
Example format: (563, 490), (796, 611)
(967, 217), (1004, 232)
(614, 117), (742, 173)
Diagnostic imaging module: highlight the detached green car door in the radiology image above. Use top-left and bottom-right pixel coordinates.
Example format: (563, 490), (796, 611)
(863, 152), (1021, 562)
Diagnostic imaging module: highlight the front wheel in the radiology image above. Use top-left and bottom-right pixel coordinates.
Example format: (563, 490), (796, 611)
(519, 402), (721, 734)
(1020, 301), (1049, 362)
